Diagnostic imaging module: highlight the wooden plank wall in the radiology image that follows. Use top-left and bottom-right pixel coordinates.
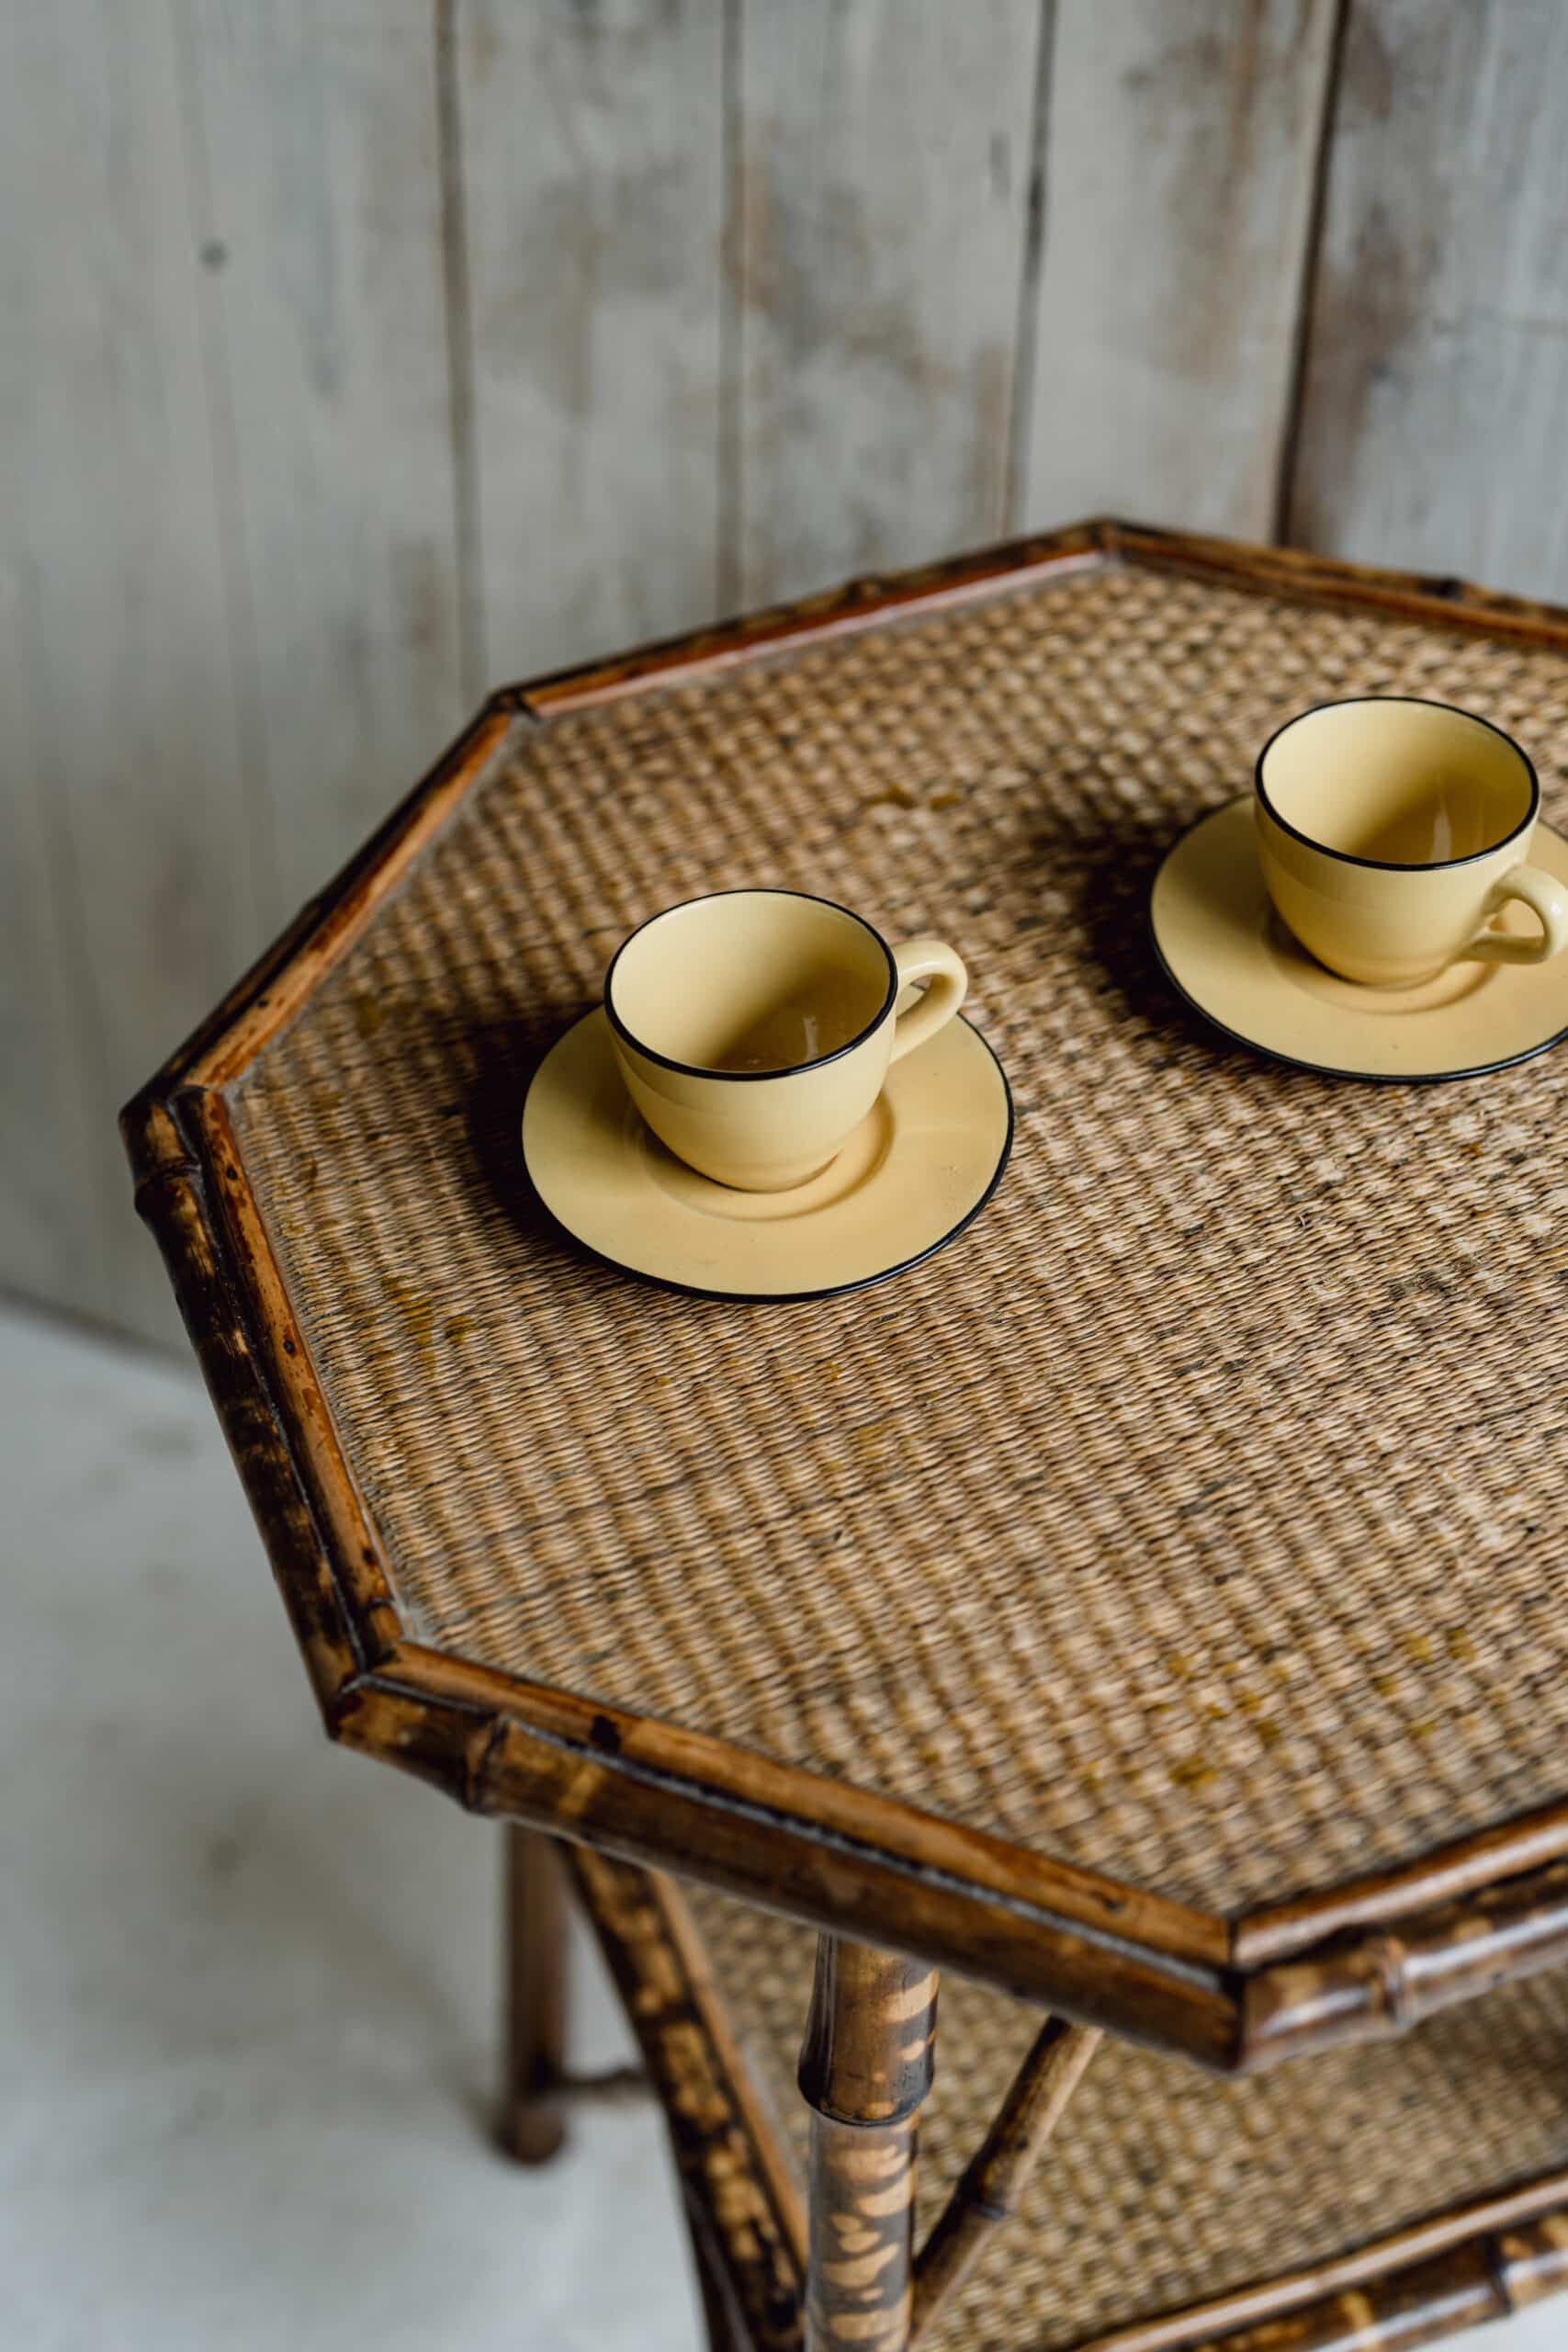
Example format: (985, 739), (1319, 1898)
(3, 0), (1564, 1345)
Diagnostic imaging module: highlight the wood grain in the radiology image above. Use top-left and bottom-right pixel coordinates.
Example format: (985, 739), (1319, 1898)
(1021, 0), (1342, 538)
(732, 0), (1040, 605)
(459, 0), (727, 680)
(0, 0), (257, 1340)
(1286, 0), (1568, 595)
(185, 0), (469, 915)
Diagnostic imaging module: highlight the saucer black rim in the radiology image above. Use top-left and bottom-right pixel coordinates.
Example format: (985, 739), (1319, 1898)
(1149, 797), (1568, 1085)
(522, 1012), (1014, 1303)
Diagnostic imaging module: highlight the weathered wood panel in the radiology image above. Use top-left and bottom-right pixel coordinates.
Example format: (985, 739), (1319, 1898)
(9, 0), (1568, 1350)
(1286, 0), (1568, 598)
(0, 606), (107, 1321)
(732, 0), (1041, 607)
(459, 0), (727, 680)
(186, 0), (468, 913)
(1021, 0), (1342, 539)
(0, 0), (256, 1340)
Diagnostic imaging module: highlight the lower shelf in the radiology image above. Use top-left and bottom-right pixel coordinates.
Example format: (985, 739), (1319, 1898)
(676, 1882), (1568, 2352)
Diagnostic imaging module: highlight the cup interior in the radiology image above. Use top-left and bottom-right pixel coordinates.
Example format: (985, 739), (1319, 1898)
(606, 890), (894, 1076)
(1258, 700), (1535, 867)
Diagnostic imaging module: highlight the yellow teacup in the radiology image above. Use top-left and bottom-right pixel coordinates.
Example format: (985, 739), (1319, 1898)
(1255, 697), (1568, 988)
(604, 888), (966, 1191)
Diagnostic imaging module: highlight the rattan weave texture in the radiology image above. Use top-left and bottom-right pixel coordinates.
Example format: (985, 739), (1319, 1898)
(234, 559), (1568, 1916)
(684, 1882), (1568, 2352)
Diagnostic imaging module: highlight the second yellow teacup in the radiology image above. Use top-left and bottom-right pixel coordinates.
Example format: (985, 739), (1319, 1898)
(1255, 696), (1568, 988)
(604, 888), (966, 1190)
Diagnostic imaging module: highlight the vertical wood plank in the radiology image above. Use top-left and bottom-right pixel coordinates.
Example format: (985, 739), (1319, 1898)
(186, 0), (468, 914)
(1286, 0), (1568, 597)
(1021, 0), (1341, 539)
(0, 0), (254, 1340)
(0, 599), (107, 1320)
(734, 1), (1041, 609)
(460, 0), (727, 679)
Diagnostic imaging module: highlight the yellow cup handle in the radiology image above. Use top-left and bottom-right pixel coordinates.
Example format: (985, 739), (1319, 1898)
(1467, 863), (1568, 966)
(888, 938), (967, 1063)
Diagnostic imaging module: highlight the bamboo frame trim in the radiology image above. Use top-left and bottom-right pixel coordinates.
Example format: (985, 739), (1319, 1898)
(524, 528), (1111, 711)
(337, 1660), (1238, 2068)
(392, 1644), (1224, 1968)
(186, 1088), (399, 1656)
(122, 517), (1568, 2073)
(1231, 1796), (1568, 1966)
(1241, 1855), (1568, 2068)
(1066, 2172), (1568, 2352)
(1109, 519), (1568, 649)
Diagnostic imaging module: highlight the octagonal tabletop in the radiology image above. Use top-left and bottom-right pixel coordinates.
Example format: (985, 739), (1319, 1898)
(125, 522), (1568, 2072)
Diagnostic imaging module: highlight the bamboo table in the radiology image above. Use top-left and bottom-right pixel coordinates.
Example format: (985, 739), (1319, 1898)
(125, 521), (1568, 2352)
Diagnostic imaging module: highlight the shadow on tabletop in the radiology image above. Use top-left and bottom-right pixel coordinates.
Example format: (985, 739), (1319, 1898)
(1051, 812), (1270, 1089)
(457, 1004), (618, 1290)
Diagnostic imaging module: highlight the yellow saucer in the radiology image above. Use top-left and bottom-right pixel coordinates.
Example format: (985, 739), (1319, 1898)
(1151, 795), (1568, 1081)
(522, 1007), (1011, 1300)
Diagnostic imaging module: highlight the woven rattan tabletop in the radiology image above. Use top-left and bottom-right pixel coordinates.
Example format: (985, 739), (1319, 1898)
(129, 524), (1568, 2066)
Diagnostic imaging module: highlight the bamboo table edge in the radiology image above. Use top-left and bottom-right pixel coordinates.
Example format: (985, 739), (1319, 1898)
(121, 516), (1568, 2075)
(1039, 2172), (1568, 2352)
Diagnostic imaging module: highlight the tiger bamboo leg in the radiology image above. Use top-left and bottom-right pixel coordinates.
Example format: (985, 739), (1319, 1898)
(565, 1850), (806, 2351)
(690, 2223), (744, 2352)
(797, 1935), (939, 2352)
(500, 1824), (569, 2163)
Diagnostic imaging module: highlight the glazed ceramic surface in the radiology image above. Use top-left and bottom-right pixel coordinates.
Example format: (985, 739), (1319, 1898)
(522, 1005), (1010, 1299)
(604, 889), (965, 1191)
(1255, 697), (1568, 987)
(1152, 795), (1568, 1081)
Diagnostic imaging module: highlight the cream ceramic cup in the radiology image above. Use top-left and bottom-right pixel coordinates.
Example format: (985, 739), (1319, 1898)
(604, 888), (967, 1190)
(1254, 696), (1568, 988)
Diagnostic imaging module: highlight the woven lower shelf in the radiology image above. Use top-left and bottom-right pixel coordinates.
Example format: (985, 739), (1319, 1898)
(681, 1884), (1568, 2351)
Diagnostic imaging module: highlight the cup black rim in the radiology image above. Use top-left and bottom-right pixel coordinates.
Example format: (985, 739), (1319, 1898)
(604, 887), (899, 1081)
(1254, 694), (1540, 874)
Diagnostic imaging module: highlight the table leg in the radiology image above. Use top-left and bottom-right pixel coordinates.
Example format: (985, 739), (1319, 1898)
(690, 2224), (744, 2351)
(912, 2013), (1100, 2334)
(500, 1824), (568, 2163)
(797, 1935), (939, 2352)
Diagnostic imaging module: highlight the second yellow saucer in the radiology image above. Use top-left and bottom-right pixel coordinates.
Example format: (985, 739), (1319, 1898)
(1151, 796), (1568, 1081)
